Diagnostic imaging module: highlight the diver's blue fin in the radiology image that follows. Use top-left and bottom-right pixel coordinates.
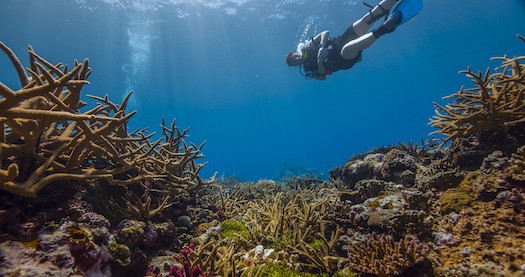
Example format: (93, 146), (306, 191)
(391, 0), (423, 25)
(372, 0), (422, 38)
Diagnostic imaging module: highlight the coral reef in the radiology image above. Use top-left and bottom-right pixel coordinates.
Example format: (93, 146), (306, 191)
(2, 37), (525, 277)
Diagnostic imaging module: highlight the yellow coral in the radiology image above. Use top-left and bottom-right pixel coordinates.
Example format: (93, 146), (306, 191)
(0, 163), (18, 184)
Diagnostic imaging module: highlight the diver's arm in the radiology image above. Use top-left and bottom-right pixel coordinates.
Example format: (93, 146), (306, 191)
(313, 31), (329, 47)
(313, 31), (330, 75)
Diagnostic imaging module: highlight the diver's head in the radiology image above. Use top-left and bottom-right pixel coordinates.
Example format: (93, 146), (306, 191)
(285, 51), (304, 67)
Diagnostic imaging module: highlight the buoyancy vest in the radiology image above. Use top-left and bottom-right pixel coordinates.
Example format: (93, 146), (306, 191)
(302, 36), (362, 75)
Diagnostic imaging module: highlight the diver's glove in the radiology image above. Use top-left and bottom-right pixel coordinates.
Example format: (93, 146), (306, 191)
(317, 46), (329, 61)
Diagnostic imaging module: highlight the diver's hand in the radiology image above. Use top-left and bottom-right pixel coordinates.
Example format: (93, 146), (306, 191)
(309, 71), (326, 81)
(317, 46), (329, 76)
(317, 47), (329, 61)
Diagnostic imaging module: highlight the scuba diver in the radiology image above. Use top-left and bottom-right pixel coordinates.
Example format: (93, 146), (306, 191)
(285, 0), (422, 80)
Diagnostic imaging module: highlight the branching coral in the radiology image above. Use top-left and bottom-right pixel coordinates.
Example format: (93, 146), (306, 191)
(243, 192), (337, 247)
(176, 239), (262, 277)
(239, 190), (346, 273)
(395, 139), (440, 165)
(193, 186), (346, 275)
(430, 51), (525, 144)
(0, 42), (212, 200)
(345, 233), (429, 276)
(208, 184), (249, 218)
(288, 225), (346, 273)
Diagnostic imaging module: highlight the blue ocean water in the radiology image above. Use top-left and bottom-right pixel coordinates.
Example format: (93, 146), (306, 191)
(1, 0), (524, 181)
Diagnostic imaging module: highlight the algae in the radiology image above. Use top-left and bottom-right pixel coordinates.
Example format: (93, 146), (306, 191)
(259, 263), (355, 277)
(220, 219), (250, 241)
(268, 235), (295, 251)
(440, 187), (475, 213)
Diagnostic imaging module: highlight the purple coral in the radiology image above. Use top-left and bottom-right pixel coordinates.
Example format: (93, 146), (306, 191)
(346, 233), (429, 276)
(170, 243), (206, 277)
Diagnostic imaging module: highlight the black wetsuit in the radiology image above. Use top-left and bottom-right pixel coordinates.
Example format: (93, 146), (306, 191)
(302, 27), (363, 75)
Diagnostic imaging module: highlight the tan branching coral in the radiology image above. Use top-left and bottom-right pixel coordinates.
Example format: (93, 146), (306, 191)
(346, 233), (429, 276)
(208, 184), (249, 218)
(122, 186), (175, 220)
(430, 53), (525, 144)
(288, 225), (346, 272)
(238, 190), (348, 273)
(0, 42), (212, 199)
(243, 192), (336, 246)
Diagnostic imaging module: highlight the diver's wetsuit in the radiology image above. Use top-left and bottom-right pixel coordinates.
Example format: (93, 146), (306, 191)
(302, 27), (363, 76)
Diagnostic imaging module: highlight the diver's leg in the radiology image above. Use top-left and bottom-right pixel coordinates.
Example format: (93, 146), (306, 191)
(340, 12), (402, 59)
(352, 0), (398, 36)
(340, 33), (376, 59)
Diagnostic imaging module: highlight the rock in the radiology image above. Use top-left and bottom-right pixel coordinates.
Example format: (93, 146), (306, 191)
(378, 149), (419, 185)
(116, 219), (146, 247)
(177, 215), (193, 229)
(330, 153), (385, 188)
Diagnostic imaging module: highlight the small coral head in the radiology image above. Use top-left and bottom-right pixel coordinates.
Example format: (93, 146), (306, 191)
(190, 265), (204, 277)
(180, 247), (191, 258)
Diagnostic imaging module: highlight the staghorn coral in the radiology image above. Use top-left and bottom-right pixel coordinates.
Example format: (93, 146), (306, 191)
(242, 191), (337, 248)
(396, 139), (441, 165)
(121, 183), (176, 220)
(430, 52), (525, 145)
(345, 233), (429, 276)
(287, 225), (347, 273)
(208, 183), (250, 219)
(175, 239), (249, 276)
(185, 183), (348, 276)
(0, 42), (212, 199)
(241, 189), (346, 273)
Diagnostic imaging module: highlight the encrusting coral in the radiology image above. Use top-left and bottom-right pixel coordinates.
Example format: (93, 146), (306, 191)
(509, 145), (525, 181)
(0, 42), (212, 199)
